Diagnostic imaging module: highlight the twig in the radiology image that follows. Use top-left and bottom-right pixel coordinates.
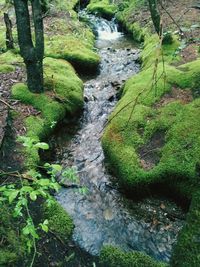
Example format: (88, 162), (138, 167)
(0, 98), (14, 109)
(48, 230), (66, 246)
(158, 0), (184, 36)
(140, 147), (160, 157)
(0, 170), (35, 181)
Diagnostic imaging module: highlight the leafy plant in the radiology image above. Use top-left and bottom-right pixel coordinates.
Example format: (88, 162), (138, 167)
(0, 137), (81, 266)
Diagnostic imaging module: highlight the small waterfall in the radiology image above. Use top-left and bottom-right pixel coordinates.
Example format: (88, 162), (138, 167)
(79, 10), (123, 41)
(96, 18), (122, 40)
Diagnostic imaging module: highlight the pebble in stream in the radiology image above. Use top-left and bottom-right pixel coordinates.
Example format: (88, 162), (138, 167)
(55, 16), (185, 263)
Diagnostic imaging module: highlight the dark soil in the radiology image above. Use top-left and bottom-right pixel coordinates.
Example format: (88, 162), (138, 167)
(155, 86), (193, 108)
(138, 130), (166, 170)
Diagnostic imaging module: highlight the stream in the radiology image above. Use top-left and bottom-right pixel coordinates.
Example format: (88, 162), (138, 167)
(52, 13), (185, 263)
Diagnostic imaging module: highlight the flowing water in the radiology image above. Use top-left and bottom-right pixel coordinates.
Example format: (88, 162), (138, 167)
(53, 13), (185, 262)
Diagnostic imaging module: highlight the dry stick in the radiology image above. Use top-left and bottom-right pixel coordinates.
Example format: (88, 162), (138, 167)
(0, 98), (14, 109)
(0, 170), (35, 182)
(158, 0), (184, 36)
(101, 17), (167, 133)
(140, 147), (160, 158)
(100, 62), (155, 133)
(121, 17), (165, 129)
(48, 230), (66, 246)
(177, 7), (191, 23)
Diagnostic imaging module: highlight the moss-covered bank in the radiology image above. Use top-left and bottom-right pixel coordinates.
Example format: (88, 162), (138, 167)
(0, 1), (99, 265)
(11, 56), (83, 168)
(87, 0), (117, 19)
(99, 0), (200, 266)
(100, 246), (168, 267)
(171, 191), (200, 267)
(0, 53), (82, 266)
(102, 35), (200, 199)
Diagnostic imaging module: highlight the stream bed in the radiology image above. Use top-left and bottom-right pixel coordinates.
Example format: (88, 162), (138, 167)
(51, 13), (185, 263)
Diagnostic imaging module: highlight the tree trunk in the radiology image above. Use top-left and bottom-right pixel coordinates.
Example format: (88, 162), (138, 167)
(13, 0), (44, 93)
(148, 0), (161, 36)
(4, 13), (14, 50)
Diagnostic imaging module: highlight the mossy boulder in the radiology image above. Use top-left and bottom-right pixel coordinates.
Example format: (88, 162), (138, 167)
(100, 246), (168, 267)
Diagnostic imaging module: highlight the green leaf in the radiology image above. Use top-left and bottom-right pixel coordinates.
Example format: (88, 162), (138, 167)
(0, 197), (6, 202)
(30, 191), (37, 201)
(9, 190), (19, 203)
(0, 186), (6, 192)
(27, 169), (41, 179)
(37, 189), (47, 197)
(34, 142), (49, 150)
(20, 186), (33, 193)
(51, 164), (62, 172)
(50, 183), (61, 192)
(37, 179), (50, 186)
(40, 223), (49, 233)
(22, 226), (30, 235)
(42, 224), (48, 232)
(43, 219), (49, 225)
(14, 206), (22, 217)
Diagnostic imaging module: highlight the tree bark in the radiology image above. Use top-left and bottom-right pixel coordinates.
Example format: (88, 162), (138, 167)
(148, 0), (161, 36)
(4, 13), (14, 50)
(13, 0), (44, 93)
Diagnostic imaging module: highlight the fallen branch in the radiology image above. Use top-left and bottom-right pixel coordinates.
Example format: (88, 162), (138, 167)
(0, 98), (14, 109)
(0, 170), (35, 182)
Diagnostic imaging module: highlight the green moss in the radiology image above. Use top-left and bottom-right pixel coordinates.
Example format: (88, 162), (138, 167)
(44, 7), (100, 73)
(0, 51), (23, 73)
(115, 0), (147, 42)
(44, 57), (84, 113)
(43, 199), (73, 240)
(87, 0), (117, 19)
(12, 57), (83, 168)
(141, 34), (180, 69)
(171, 190), (200, 267)
(49, 0), (79, 12)
(12, 83), (66, 125)
(45, 35), (100, 73)
(102, 36), (200, 199)
(0, 64), (15, 73)
(0, 50), (22, 65)
(100, 246), (168, 267)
